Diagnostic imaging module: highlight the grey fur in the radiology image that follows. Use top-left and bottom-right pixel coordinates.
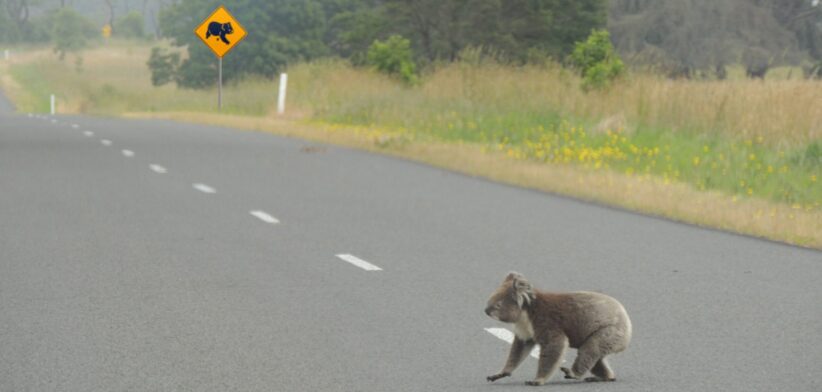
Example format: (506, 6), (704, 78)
(485, 272), (632, 386)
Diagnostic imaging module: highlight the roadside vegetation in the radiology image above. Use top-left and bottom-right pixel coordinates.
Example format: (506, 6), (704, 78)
(2, 41), (820, 248)
(1, 0), (820, 247)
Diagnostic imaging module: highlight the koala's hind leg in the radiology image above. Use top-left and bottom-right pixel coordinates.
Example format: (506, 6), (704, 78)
(585, 357), (616, 382)
(561, 326), (621, 380)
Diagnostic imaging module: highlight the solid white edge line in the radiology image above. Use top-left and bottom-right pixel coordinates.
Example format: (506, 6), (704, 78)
(121, 149), (135, 157)
(336, 254), (382, 271)
(250, 210), (279, 224)
(192, 183), (216, 194)
(101, 139), (112, 146)
(484, 328), (540, 359)
(149, 164), (167, 174)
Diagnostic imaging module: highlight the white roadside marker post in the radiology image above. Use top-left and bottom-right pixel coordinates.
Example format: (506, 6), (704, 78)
(50, 94), (55, 115)
(277, 73), (287, 115)
(3, 49), (9, 60)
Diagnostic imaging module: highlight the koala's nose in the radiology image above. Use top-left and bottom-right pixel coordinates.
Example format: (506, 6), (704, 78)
(484, 307), (492, 316)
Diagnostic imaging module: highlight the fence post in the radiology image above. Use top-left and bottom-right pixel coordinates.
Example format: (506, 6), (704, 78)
(277, 73), (287, 115)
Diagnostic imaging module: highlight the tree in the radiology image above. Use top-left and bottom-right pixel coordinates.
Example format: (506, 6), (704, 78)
(159, 0), (329, 87)
(115, 10), (144, 38)
(367, 34), (416, 83)
(50, 6), (97, 59)
(382, 0), (607, 63)
(569, 29), (624, 90)
(608, 0), (810, 78)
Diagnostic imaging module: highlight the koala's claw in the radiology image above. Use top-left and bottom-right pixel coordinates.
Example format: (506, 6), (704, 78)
(560, 367), (579, 380)
(487, 372), (510, 382)
(525, 380), (545, 386)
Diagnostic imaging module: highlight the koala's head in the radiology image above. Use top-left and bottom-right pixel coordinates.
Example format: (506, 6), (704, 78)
(485, 272), (535, 322)
(223, 22), (234, 33)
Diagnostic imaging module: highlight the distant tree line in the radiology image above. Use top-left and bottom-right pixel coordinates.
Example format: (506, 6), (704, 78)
(150, 0), (607, 88)
(609, 0), (822, 78)
(2, 0), (820, 85)
(0, 0), (165, 46)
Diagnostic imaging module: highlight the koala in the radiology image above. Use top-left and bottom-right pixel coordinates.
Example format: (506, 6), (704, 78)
(485, 272), (632, 386)
(206, 21), (234, 44)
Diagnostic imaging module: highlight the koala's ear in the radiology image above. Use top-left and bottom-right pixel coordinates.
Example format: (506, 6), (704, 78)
(512, 275), (534, 307)
(504, 271), (523, 282)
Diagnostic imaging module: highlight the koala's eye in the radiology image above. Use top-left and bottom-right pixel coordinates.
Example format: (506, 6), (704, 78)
(494, 302), (501, 309)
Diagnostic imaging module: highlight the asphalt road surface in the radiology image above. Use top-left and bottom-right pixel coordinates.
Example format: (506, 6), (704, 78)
(1, 101), (820, 392)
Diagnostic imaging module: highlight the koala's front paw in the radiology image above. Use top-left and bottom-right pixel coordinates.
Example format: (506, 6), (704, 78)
(525, 380), (545, 386)
(560, 367), (579, 380)
(585, 376), (616, 382)
(487, 372), (510, 382)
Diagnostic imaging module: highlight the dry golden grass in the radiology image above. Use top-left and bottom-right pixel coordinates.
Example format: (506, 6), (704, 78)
(392, 62), (822, 144)
(126, 111), (822, 249)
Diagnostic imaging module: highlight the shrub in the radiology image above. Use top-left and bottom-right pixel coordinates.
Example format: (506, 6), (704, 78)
(569, 29), (624, 91)
(146, 47), (181, 86)
(366, 35), (417, 84)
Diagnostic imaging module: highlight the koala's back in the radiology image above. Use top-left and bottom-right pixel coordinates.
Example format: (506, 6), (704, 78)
(530, 291), (631, 349)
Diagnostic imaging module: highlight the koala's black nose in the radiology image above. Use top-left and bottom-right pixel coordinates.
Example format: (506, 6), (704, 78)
(485, 307), (491, 316)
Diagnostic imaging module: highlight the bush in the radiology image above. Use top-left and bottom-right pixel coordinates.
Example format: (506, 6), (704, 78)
(569, 29), (624, 91)
(366, 35), (417, 84)
(147, 47), (181, 86)
(175, 46), (217, 89)
(115, 12), (146, 39)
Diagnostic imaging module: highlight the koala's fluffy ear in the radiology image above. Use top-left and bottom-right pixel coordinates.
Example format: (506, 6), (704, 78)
(510, 273), (535, 307)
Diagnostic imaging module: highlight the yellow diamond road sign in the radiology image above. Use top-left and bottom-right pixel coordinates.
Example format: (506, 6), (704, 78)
(194, 5), (247, 58)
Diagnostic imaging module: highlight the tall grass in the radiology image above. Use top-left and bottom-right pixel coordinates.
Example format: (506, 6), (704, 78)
(290, 60), (822, 145)
(288, 61), (821, 208)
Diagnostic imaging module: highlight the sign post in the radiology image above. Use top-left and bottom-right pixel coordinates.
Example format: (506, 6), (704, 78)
(194, 6), (247, 110)
(218, 57), (223, 110)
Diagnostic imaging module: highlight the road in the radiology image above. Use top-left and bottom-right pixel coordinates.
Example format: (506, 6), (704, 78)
(1, 102), (820, 391)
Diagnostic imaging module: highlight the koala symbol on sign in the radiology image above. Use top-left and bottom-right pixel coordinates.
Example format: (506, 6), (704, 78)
(205, 21), (234, 45)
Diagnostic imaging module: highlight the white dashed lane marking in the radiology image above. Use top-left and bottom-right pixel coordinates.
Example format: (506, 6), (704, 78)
(101, 139), (112, 146)
(83, 131), (94, 137)
(121, 149), (135, 157)
(149, 164), (167, 174)
(484, 328), (540, 359)
(71, 124), (79, 129)
(192, 183), (216, 194)
(250, 210), (279, 224)
(336, 254), (382, 271)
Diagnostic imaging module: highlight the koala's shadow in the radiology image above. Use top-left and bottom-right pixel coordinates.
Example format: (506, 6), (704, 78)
(483, 379), (616, 389)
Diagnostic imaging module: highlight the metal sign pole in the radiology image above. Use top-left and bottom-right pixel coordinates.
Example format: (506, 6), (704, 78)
(218, 57), (223, 110)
